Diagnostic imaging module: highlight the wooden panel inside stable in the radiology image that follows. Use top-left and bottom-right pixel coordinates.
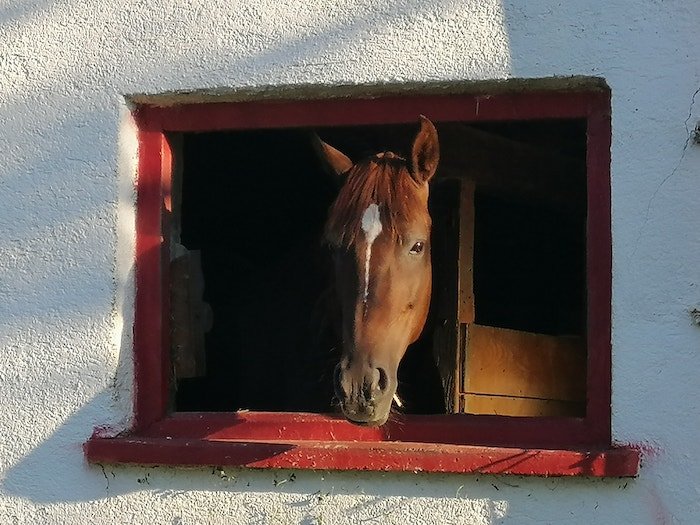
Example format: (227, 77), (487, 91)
(430, 126), (588, 417)
(168, 118), (588, 417)
(459, 324), (586, 416)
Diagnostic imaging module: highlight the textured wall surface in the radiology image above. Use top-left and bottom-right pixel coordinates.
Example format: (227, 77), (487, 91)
(1, 1), (699, 523)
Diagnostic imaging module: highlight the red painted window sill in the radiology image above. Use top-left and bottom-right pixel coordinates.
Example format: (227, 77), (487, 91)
(84, 413), (639, 477)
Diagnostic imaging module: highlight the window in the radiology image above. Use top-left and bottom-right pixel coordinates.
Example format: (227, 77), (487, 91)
(86, 81), (639, 476)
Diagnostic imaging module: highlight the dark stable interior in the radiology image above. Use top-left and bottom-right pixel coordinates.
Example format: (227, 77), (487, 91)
(174, 119), (587, 413)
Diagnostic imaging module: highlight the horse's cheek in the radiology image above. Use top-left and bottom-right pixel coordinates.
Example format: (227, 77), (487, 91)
(409, 268), (431, 342)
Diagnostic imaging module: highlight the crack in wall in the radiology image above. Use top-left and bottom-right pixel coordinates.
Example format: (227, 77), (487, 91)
(631, 85), (700, 258)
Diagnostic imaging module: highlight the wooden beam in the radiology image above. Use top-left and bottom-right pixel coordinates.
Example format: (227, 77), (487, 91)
(428, 178), (462, 413)
(458, 181), (475, 324)
(437, 123), (586, 212)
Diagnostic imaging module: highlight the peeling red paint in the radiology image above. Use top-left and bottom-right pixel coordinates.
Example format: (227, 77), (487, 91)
(90, 425), (124, 439)
(634, 442), (662, 461)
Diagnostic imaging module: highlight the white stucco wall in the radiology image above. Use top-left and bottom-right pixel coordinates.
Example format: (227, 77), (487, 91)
(1, 0), (698, 523)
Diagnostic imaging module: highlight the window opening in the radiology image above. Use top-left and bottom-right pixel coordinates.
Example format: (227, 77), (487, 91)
(171, 118), (589, 420)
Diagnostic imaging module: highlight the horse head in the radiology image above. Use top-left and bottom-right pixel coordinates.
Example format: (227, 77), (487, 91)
(317, 117), (439, 426)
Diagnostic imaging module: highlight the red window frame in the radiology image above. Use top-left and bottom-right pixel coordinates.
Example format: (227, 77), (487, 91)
(85, 87), (640, 476)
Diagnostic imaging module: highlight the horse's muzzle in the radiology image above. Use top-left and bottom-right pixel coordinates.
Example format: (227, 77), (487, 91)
(333, 363), (393, 426)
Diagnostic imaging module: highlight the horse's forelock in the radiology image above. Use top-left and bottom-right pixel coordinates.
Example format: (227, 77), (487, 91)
(324, 157), (428, 248)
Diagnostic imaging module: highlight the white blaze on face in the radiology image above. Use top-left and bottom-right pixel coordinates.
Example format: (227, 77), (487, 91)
(360, 203), (383, 303)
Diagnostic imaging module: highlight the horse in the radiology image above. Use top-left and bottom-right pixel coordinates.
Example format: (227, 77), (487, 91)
(315, 116), (440, 426)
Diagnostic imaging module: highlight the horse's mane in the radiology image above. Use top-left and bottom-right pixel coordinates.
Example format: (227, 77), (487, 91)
(324, 153), (430, 248)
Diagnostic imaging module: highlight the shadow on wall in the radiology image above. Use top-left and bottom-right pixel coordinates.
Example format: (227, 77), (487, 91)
(1, 0), (511, 109)
(1, 390), (513, 504)
(3, 398), (643, 525)
(2, 0), (508, 514)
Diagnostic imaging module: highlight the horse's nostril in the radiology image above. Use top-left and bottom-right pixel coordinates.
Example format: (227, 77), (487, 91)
(377, 367), (388, 393)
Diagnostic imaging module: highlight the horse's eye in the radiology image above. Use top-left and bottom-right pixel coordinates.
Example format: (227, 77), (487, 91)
(409, 241), (425, 255)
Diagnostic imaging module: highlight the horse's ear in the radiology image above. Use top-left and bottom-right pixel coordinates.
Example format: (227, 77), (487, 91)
(410, 116), (439, 184)
(312, 134), (354, 184)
